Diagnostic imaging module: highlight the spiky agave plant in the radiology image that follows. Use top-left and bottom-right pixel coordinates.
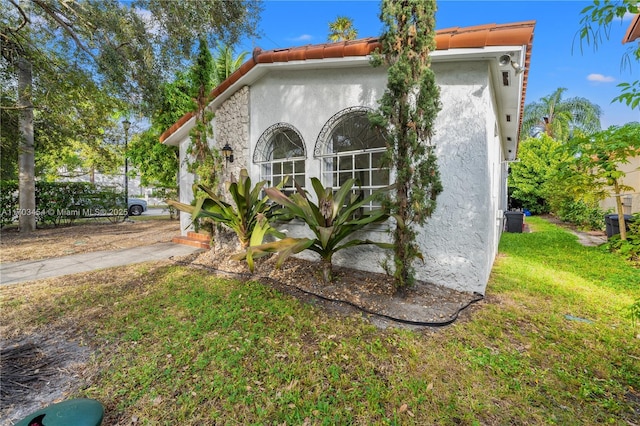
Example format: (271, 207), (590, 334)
(234, 178), (393, 283)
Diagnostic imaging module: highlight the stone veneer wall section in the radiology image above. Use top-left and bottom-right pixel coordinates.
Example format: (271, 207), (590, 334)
(214, 86), (250, 194)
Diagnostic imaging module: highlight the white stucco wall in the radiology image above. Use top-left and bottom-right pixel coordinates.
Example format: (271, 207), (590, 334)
(178, 137), (195, 234)
(243, 61), (503, 294)
(248, 65), (387, 184)
(415, 61), (499, 294)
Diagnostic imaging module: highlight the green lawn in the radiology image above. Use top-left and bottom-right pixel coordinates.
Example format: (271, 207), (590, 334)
(4, 217), (639, 424)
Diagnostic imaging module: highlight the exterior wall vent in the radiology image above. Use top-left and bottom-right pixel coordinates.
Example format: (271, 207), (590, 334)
(502, 71), (510, 86)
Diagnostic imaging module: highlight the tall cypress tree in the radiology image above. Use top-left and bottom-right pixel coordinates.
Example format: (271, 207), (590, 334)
(370, 0), (443, 291)
(188, 37), (221, 191)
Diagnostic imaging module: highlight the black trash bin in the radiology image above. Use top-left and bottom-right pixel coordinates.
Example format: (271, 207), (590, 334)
(505, 211), (524, 233)
(604, 214), (634, 239)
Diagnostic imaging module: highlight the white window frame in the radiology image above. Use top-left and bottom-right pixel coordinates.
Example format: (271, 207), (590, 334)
(254, 123), (306, 194)
(314, 107), (390, 210)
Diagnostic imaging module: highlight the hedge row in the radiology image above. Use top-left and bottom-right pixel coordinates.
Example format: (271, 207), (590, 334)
(1, 181), (127, 228)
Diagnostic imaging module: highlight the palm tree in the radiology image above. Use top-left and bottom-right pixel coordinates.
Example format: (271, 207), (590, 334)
(328, 16), (358, 42)
(521, 88), (602, 141)
(212, 44), (249, 86)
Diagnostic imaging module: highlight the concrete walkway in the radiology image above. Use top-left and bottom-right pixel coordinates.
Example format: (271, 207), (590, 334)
(571, 230), (607, 247)
(0, 242), (203, 286)
(544, 217), (608, 247)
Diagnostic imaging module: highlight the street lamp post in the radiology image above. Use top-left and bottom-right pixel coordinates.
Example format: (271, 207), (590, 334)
(122, 119), (131, 221)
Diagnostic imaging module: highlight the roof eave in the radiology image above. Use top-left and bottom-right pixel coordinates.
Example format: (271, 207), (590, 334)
(160, 113), (196, 146)
(623, 13), (640, 43)
(159, 21), (535, 145)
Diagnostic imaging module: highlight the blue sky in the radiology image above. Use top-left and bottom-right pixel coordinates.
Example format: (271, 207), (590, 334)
(236, 0), (639, 128)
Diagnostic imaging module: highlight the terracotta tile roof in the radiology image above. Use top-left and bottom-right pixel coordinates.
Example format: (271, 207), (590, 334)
(160, 21), (535, 143)
(159, 111), (195, 145)
(623, 13), (640, 43)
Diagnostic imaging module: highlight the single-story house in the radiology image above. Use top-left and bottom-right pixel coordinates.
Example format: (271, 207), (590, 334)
(160, 21), (535, 295)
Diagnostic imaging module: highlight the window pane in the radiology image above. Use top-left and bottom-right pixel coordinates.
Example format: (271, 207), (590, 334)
(372, 168), (389, 186)
(284, 176), (295, 188)
(339, 172), (351, 186)
(339, 156), (352, 171)
(323, 172), (336, 187)
(371, 151), (385, 169)
(261, 164), (272, 181)
(329, 112), (386, 153)
(354, 170), (369, 187)
(355, 153), (369, 170)
(323, 158), (337, 172)
(272, 129), (304, 160)
(257, 125), (305, 191)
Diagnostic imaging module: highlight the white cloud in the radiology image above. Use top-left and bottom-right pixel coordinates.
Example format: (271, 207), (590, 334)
(286, 34), (313, 42)
(587, 73), (616, 83)
(622, 11), (636, 21)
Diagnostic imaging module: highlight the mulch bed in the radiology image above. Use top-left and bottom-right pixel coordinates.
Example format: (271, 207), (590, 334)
(178, 248), (484, 328)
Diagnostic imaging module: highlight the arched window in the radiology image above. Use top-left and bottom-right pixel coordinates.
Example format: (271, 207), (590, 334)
(315, 107), (389, 209)
(254, 123), (306, 194)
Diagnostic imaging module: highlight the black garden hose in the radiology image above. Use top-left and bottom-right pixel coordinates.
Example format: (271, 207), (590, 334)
(170, 257), (484, 327)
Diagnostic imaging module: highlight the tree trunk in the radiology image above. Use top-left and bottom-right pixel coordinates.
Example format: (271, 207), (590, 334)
(321, 256), (333, 283)
(613, 180), (627, 241)
(17, 55), (36, 233)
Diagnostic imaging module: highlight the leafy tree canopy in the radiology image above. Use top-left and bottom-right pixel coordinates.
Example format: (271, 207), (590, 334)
(565, 122), (640, 238)
(128, 42), (249, 191)
(1, 0), (260, 232)
(521, 88), (602, 141)
(1, 48), (125, 180)
(508, 135), (566, 214)
(1, 0), (261, 113)
(328, 16), (358, 42)
(577, 0), (640, 109)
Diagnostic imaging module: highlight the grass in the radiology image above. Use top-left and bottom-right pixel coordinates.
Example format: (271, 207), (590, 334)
(2, 217), (639, 424)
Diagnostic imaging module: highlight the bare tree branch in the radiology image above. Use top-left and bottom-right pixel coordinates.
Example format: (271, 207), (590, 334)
(7, 0), (29, 33)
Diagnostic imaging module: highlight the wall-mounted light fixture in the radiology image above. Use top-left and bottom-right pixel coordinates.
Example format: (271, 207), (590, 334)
(222, 143), (234, 164)
(510, 60), (525, 75)
(498, 54), (525, 75)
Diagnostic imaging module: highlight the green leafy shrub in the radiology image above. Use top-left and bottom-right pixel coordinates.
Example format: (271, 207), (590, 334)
(235, 178), (392, 283)
(508, 135), (565, 214)
(1, 180), (127, 227)
(605, 213), (640, 327)
(606, 213), (640, 266)
(36, 182), (93, 226)
(0, 180), (18, 228)
(152, 187), (179, 219)
(555, 200), (607, 230)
